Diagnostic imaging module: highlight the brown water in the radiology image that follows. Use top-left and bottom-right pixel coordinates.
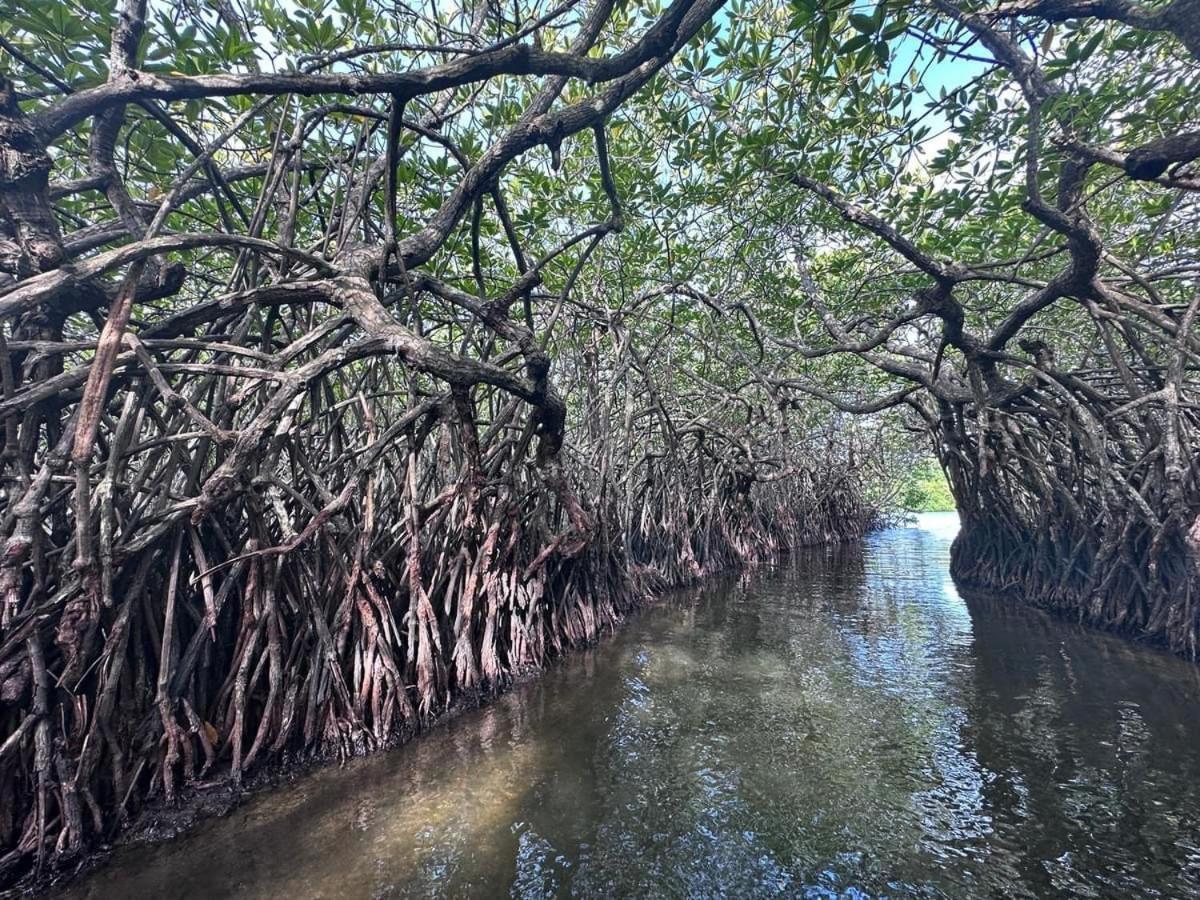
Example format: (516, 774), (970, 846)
(58, 513), (1200, 898)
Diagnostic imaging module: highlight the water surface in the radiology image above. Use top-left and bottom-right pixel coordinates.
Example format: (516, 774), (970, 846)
(61, 513), (1200, 898)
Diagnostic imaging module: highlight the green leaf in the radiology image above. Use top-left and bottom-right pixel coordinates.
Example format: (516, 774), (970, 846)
(839, 33), (871, 55)
(849, 13), (876, 34)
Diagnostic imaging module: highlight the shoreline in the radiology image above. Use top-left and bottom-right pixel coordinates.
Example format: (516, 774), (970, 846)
(18, 533), (875, 898)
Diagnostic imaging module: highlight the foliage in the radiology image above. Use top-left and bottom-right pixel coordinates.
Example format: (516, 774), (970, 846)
(899, 458), (956, 513)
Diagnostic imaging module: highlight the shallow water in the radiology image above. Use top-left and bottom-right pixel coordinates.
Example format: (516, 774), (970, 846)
(59, 513), (1200, 898)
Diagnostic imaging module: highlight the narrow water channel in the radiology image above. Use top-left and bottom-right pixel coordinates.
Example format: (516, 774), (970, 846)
(59, 513), (1200, 898)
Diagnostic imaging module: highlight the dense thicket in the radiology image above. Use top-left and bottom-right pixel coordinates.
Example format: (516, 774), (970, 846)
(1, 0), (1197, 887)
(629, 0), (1200, 652)
(797, 3), (1200, 654)
(0, 0), (894, 884)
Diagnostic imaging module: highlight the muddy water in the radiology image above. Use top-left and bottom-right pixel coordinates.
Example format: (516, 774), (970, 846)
(59, 513), (1200, 898)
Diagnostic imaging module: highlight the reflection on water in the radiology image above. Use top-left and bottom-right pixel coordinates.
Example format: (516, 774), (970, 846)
(60, 512), (1200, 899)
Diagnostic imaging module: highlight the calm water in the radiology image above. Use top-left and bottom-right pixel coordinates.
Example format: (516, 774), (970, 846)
(60, 513), (1200, 899)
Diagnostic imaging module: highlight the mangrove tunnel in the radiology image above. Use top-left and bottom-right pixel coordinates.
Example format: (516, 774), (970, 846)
(0, 0), (1197, 893)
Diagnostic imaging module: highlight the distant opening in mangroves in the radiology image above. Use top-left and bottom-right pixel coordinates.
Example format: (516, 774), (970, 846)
(60, 513), (1200, 899)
